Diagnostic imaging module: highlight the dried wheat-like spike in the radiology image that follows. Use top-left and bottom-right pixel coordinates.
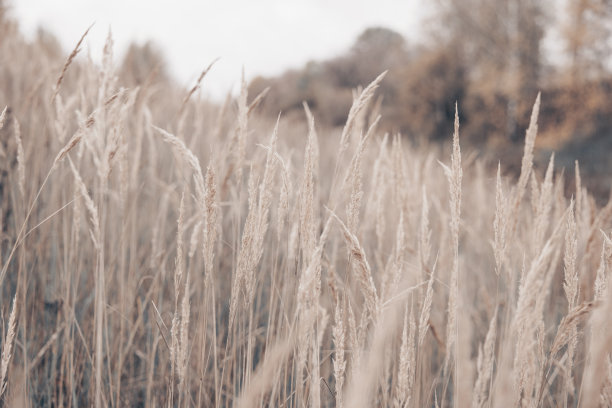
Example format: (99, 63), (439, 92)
(300, 103), (318, 262)
(178, 57), (219, 115)
(68, 157), (101, 249)
(339, 71), (387, 154)
(575, 160), (582, 221)
(510, 93), (541, 235)
(333, 296), (346, 408)
(345, 115), (380, 234)
(231, 118), (280, 323)
(347, 298), (360, 377)
(472, 307), (498, 408)
(175, 192), (185, 303)
(276, 154), (291, 242)
(329, 210), (379, 317)
(170, 193), (185, 403)
(229, 169), (258, 328)
(550, 301), (596, 357)
(493, 163), (507, 276)
(0, 106), (7, 130)
(582, 283), (612, 408)
(153, 125), (206, 204)
(247, 86), (270, 116)
(178, 270), (190, 393)
(564, 200), (579, 309)
(418, 257), (437, 347)
(297, 216), (333, 314)
(594, 232), (612, 301)
(246, 119), (280, 304)
(52, 24), (93, 102)
(442, 104), (462, 374)
(296, 216), (332, 407)
(513, 235), (559, 405)
(13, 118), (25, 199)
(533, 153), (555, 255)
(395, 305), (416, 407)
(53, 132), (81, 168)
(203, 164), (218, 286)
(419, 186), (431, 274)
(0, 294), (17, 398)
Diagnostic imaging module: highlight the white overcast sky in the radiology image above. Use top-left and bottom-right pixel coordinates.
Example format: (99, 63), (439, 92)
(9, 0), (429, 100)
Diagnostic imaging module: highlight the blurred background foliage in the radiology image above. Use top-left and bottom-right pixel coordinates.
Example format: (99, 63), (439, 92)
(248, 1), (611, 164)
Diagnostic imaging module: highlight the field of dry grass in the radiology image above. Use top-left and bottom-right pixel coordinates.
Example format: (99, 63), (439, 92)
(2, 15), (612, 408)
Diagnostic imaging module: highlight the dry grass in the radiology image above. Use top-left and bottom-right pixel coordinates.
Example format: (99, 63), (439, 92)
(2, 19), (612, 408)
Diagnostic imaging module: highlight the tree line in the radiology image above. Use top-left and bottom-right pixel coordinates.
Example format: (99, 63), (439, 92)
(248, 0), (612, 149)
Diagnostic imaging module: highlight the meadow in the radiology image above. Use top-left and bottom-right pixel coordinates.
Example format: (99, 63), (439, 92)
(1, 16), (612, 408)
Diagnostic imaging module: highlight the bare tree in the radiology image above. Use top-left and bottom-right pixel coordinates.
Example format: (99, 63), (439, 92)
(563, 0), (612, 84)
(435, 0), (544, 141)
